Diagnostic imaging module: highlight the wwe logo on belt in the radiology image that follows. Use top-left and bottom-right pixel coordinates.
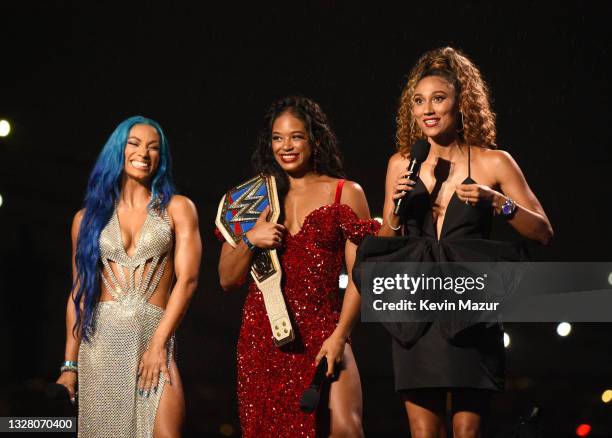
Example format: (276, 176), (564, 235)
(228, 178), (267, 224)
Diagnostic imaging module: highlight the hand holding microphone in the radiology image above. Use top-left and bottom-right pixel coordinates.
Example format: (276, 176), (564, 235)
(300, 357), (331, 413)
(393, 139), (431, 216)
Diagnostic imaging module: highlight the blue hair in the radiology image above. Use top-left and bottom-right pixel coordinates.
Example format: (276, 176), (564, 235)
(73, 116), (176, 341)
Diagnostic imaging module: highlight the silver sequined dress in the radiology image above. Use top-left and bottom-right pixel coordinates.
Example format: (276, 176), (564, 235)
(78, 206), (174, 438)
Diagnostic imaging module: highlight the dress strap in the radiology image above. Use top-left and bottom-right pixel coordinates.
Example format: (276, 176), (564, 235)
(334, 179), (345, 204)
(467, 146), (471, 179)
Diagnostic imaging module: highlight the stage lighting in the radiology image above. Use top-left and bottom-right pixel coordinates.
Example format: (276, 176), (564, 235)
(0, 193), (3, 208)
(557, 322), (572, 337)
(0, 119), (10, 137)
(602, 389), (612, 403)
(503, 332), (510, 348)
(339, 274), (348, 289)
(374, 217), (383, 224)
(576, 423), (591, 436)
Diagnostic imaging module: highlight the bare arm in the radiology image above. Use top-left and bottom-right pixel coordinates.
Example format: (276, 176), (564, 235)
(138, 195), (202, 392)
(151, 195), (202, 346)
(218, 206), (285, 291)
(56, 209), (84, 398)
(316, 181), (372, 376)
(456, 150), (553, 244)
(218, 240), (255, 291)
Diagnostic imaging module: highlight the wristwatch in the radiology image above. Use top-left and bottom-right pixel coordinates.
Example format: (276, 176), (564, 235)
(242, 233), (257, 251)
(501, 196), (517, 218)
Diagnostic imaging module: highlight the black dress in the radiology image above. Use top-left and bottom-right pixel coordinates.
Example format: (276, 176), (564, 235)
(354, 147), (526, 392)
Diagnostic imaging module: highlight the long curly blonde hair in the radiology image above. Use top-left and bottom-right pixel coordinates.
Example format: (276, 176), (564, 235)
(396, 47), (496, 155)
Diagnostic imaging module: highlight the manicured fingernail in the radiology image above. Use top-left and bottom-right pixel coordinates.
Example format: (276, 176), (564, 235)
(153, 386), (158, 393)
(138, 389), (143, 396)
(145, 390), (150, 398)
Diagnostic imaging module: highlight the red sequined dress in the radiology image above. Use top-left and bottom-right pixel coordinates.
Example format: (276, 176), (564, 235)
(217, 179), (380, 437)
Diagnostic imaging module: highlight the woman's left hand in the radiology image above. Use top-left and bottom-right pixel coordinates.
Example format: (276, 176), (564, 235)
(137, 341), (171, 397)
(315, 333), (347, 378)
(456, 183), (504, 210)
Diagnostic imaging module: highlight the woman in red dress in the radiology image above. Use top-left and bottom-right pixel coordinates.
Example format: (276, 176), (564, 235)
(217, 96), (380, 437)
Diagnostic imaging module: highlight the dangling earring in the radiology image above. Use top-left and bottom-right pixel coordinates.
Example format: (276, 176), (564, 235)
(313, 147), (318, 174)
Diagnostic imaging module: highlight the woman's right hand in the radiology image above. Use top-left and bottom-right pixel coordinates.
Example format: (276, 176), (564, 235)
(56, 371), (77, 401)
(392, 170), (417, 202)
(245, 206), (285, 249)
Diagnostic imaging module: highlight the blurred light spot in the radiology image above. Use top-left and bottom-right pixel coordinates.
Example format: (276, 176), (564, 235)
(608, 272), (612, 286)
(219, 423), (234, 436)
(602, 389), (612, 403)
(576, 424), (591, 437)
(557, 322), (572, 337)
(0, 193), (3, 208)
(374, 217), (383, 224)
(503, 332), (510, 348)
(339, 274), (348, 289)
(0, 120), (10, 137)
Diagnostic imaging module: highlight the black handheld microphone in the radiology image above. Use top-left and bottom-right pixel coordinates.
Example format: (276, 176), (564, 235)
(46, 383), (70, 401)
(393, 139), (431, 216)
(299, 357), (330, 413)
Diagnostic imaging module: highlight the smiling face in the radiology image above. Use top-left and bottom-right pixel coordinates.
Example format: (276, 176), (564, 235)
(412, 75), (460, 142)
(123, 124), (161, 183)
(271, 111), (314, 175)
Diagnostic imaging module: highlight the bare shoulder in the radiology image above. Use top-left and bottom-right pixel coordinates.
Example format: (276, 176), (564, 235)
(475, 147), (517, 169)
(340, 179), (369, 218)
(342, 180), (366, 199)
(167, 195), (198, 223)
(388, 151), (409, 170)
(73, 208), (85, 225)
(72, 208), (85, 230)
(387, 151), (410, 181)
(474, 147), (524, 185)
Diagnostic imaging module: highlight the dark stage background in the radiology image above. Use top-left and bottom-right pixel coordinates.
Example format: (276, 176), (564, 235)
(1, 2), (611, 437)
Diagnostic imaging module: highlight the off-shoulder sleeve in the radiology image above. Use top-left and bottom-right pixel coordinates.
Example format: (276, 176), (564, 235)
(338, 204), (381, 245)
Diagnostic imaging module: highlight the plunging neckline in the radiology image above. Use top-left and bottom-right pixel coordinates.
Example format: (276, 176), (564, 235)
(285, 203), (336, 239)
(415, 176), (475, 241)
(115, 207), (151, 259)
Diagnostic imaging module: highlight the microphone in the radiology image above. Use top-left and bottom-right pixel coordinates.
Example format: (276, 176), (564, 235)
(46, 383), (70, 401)
(393, 139), (431, 216)
(299, 357), (330, 413)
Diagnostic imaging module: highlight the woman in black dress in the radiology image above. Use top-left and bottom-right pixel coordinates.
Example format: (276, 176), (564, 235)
(368, 47), (553, 437)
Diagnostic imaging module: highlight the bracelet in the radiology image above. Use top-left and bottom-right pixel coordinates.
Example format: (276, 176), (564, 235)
(242, 233), (256, 252)
(60, 361), (78, 374)
(387, 217), (402, 231)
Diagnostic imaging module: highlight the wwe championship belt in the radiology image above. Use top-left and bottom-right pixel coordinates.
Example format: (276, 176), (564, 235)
(215, 174), (295, 347)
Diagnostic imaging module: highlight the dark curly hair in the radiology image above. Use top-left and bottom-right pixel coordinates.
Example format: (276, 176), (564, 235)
(252, 96), (345, 198)
(396, 47), (497, 155)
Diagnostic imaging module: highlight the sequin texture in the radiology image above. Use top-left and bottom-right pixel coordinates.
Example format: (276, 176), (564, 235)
(234, 203), (380, 437)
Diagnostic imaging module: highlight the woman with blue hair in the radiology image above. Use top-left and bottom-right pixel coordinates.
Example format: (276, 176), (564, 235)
(56, 116), (202, 437)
